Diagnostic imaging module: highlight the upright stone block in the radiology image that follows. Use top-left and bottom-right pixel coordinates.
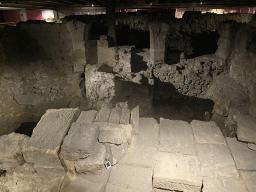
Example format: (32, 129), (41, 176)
(76, 110), (98, 124)
(130, 105), (139, 134)
(109, 106), (122, 124)
(149, 22), (169, 64)
(120, 107), (130, 125)
(22, 108), (80, 167)
(95, 104), (112, 122)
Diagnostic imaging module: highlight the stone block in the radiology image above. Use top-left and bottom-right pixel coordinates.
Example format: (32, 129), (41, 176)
(98, 47), (115, 67)
(0, 133), (29, 164)
(240, 171), (256, 192)
(105, 183), (133, 192)
(59, 153), (76, 174)
(60, 122), (99, 160)
(97, 40), (108, 47)
(100, 35), (107, 40)
(248, 143), (256, 151)
(22, 108), (80, 167)
(107, 164), (153, 192)
(159, 118), (197, 155)
(97, 122), (127, 145)
(191, 120), (226, 144)
(76, 110), (98, 124)
(226, 137), (256, 170)
(119, 118), (159, 168)
(109, 106), (122, 124)
(120, 124), (132, 145)
(73, 63), (85, 73)
(235, 114), (256, 144)
(60, 173), (105, 192)
(249, 103), (256, 118)
(153, 152), (202, 192)
(222, 177), (248, 192)
(14, 93), (44, 106)
(120, 107), (130, 125)
(95, 105), (111, 122)
(130, 105), (139, 134)
(75, 142), (106, 174)
(202, 177), (223, 192)
(109, 141), (128, 165)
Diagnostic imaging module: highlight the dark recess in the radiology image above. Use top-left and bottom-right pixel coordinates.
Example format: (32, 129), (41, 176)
(15, 122), (37, 137)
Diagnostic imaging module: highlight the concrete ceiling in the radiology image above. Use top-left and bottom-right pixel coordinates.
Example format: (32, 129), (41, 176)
(0, 0), (255, 9)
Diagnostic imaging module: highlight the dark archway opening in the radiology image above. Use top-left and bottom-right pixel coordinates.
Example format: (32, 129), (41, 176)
(15, 122), (37, 137)
(151, 78), (215, 123)
(187, 31), (219, 59)
(116, 26), (150, 49)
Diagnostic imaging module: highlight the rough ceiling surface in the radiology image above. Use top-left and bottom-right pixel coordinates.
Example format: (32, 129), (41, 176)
(0, 0), (256, 9)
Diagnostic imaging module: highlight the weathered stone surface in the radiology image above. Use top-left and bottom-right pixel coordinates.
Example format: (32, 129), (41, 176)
(120, 124), (132, 145)
(97, 122), (128, 144)
(119, 118), (159, 168)
(108, 164), (153, 192)
(95, 104), (112, 122)
(153, 152), (202, 192)
(196, 143), (239, 178)
(0, 133), (29, 164)
(226, 137), (256, 170)
(191, 120), (226, 144)
(105, 183), (133, 192)
(109, 106), (122, 124)
(130, 105), (139, 134)
(159, 118), (197, 155)
(120, 107), (130, 125)
(222, 177), (248, 192)
(22, 108), (80, 167)
(60, 173), (105, 192)
(14, 93), (43, 106)
(76, 110), (98, 123)
(75, 142), (106, 174)
(202, 177), (223, 192)
(60, 122), (99, 160)
(0, 167), (65, 192)
(248, 143), (256, 151)
(59, 153), (76, 174)
(240, 171), (256, 192)
(110, 141), (128, 165)
(249, 103), (256, 118)
(235, 114), (256, 144)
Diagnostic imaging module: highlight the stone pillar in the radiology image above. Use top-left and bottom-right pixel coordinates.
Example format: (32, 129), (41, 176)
(149, 22), (169, 65)
(106, 0), (116, 47)
(19, 9), (27, 21)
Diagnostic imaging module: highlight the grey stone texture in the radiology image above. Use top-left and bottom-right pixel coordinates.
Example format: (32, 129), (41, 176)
(120, 106), (130, 125)
(240, 170), (256, 192)
(22, 108), (80, 167)
(109, 106), (122, 124)
(202, 177), (224, 192)
(75, 142), (106, 174)
(95, 103), (112, 122)
(60, 122), (99, 161)
(191, 120), (226, 144)
(153, 152), (202, 192)
(76, 110), (98, 124)
(235, 114), (256, 144)
(14, 93), (44, 106)
(248, 143), (256, 151)
(60, 173), (105, 192)
(107, 164), (153, 192)
(226, 137), (256, 170)
(196, 143), (239, 178)
(159, 118), (197, 155)
(119, 118), (159, 168)
(113, 46), (133, 73)
(0, 133), (29, 165)
(249, 103), (256, 118)
(109, 141), (128, 165)
(97, 122), (128, 145)
(130, 105), (139, 134)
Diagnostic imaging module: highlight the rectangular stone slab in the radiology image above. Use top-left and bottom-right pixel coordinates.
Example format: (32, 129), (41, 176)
(159, 118), (197, 155)
(120, 107), (130, 125)
(109, 107), (122, 124)
(226, 137), (256, 170)
(191, 120), (226, 144)
(22, 108), (80, 167)
(76, 110), (98, 123)
(95, 105), (111, 122)
(130, 105), (139, 134)
(153, 152), (202, 192)
(60, 122), (99, 161)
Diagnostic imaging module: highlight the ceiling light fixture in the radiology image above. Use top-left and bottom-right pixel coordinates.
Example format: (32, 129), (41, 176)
(150, 3), (152, 5)
(200, 2), (202, 4)
(92, 4), (94, 7)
